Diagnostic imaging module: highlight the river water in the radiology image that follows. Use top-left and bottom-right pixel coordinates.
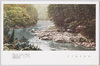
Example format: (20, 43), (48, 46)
(10, 20), (95, 51)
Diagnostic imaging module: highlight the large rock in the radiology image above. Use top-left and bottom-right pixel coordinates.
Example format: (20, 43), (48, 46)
(53, 36), (66, 43)
(44, 33), (50, 36)
(37, 33), (45, 37)
(30, 29), (35, 33)
(70, 36), (80, 42)
(41, 37), (51, 40)
(63, 36), (71, 43)
(54, 38), (65, 42)
(63, 32), (72, 36)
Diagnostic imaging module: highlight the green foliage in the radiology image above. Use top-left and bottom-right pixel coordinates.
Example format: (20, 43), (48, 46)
(4, 4), (38, 28)
(17, 5), (38, 25)
(3, 4), (38, 43)
(48, 4), (95, 40)
(81, 19), (95, 40)
(4, 11), (10, 36)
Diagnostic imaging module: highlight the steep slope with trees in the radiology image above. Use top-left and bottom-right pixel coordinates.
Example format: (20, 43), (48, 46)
(4, 4), (38, 43)
(48, 4), (95, 41)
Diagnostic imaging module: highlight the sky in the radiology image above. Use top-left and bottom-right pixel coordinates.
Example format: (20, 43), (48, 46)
(33, 4), (49, 20)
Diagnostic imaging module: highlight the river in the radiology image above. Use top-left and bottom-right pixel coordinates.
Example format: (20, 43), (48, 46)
(9, 20), (95, 51)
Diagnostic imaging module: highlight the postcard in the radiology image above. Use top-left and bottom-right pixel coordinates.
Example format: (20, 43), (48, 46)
(1, 1), (99, 65)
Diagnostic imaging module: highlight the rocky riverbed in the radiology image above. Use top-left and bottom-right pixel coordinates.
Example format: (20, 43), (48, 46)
(32, 27), (95, 49)
(4, 20), (95, 51)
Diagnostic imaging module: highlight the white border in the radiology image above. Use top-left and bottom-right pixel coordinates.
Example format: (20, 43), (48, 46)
(1, 1), (99, 65)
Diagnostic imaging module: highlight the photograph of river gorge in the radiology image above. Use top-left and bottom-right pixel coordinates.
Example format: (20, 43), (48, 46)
(3, 4), (96, 51)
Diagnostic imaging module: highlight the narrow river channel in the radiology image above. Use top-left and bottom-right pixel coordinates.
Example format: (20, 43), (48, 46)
(9, 20), (95, 51)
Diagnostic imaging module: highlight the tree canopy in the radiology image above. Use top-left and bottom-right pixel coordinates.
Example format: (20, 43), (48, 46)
(48, 4), (95, 40)
(4, 4), (38, 28)
(3, 4), (38, 43)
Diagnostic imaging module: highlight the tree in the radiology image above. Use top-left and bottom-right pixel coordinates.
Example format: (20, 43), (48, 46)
(3, 4), (38, 43)
(48, 4), (95, 40)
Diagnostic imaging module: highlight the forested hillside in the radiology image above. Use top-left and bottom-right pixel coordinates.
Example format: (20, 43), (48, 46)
(4, 4), (38, 27)
(48, 4), (95, 41)
(3, 4), (96, 51)
(4, 4), (38, 43)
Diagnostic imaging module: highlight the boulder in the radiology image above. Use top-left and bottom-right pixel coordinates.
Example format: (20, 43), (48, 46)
(38, 33), (45, 37)
(54, 37), (65, 43)
(63, 36), (71, 43)
(30, 29), (35, 33)
(85, 44), (91, 47)
(44, 33), (50, 36)
(41, 37), (50, 40)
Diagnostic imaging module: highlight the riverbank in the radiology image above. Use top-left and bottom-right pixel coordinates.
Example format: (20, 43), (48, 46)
(3, 43), (41, 51)
(14, 24), (36, 29)
(33, 26), (95, 49)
